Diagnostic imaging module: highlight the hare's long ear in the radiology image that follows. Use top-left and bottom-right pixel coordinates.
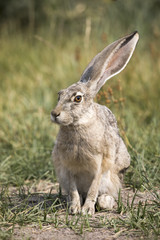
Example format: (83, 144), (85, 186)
(79, 31), (139, 96)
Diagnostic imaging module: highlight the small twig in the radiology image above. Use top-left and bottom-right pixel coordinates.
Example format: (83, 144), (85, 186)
(34, 35), (54, 50)
(112, 228), (127, 239)
(121, 130), (139, 155)
(84, 17), (91, 49)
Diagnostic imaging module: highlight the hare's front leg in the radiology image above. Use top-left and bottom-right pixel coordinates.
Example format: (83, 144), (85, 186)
(68, 173), (81, 214)
(82, 169), (102, 215)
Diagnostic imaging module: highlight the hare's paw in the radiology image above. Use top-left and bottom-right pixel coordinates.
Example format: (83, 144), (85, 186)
(69, 201), (81, 215)
(97, 194), (115, 210)
(81, 200), (95, 215)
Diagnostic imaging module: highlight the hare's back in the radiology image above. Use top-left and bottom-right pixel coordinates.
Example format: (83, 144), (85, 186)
(95, 103), (118, 130)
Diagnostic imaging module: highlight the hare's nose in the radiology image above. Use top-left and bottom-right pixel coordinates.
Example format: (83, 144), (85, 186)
(51, 110), (60, 118)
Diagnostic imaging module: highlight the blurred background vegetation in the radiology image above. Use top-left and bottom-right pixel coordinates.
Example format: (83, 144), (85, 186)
(0, 0), (160, 189)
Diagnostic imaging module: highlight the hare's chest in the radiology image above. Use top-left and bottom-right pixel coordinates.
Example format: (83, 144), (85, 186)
(55, 127), (103, 172)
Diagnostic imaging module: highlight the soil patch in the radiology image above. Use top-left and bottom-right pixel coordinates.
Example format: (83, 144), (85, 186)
(4, 181), (159, 240)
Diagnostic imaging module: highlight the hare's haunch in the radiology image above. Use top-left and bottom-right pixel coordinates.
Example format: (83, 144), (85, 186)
(51, 31), (139, 215)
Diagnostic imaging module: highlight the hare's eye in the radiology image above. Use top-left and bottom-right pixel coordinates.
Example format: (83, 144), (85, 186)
(74, 95), (82, 102)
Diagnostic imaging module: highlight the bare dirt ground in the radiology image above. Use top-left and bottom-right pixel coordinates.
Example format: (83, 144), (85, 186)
(7, 181), (159, 240)
(13, 225), (141, 240)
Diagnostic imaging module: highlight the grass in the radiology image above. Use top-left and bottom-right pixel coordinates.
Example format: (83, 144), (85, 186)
(0, 184), (159, 239)
(0, 8), (160, 238)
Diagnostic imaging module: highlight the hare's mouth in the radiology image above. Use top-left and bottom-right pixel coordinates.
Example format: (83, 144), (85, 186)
(51, 113), (58, 123)
(51, 113), (73, 126)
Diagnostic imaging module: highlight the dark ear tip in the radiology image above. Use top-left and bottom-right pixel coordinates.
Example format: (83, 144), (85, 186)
(128, 31), (139, 40)
(133, 30), (138, 35)
(121, 31), (139, 47)
(130, 31), (139, 41)
(132, 31), (139, 38)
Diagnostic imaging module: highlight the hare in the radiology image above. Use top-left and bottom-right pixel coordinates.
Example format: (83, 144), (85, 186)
(51, 31), (139, 215)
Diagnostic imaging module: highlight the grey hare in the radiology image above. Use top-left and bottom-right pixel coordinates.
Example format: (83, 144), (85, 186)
(51, 31), (139, 215)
